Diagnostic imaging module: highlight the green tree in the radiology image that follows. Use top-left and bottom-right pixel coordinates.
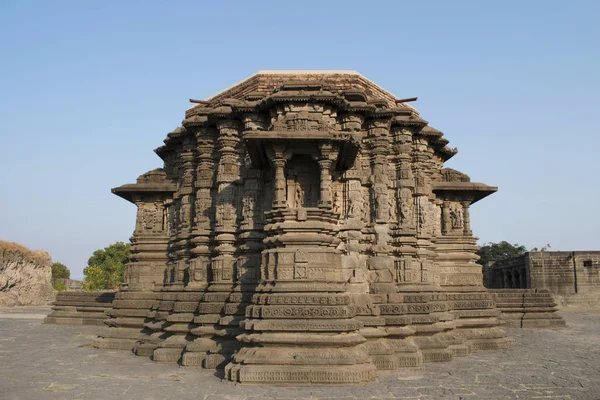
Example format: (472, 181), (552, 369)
(83, 242), (130, 290)
(51, 262), (70, 280)
(82, 266), (107, 291)
(51, 262), (70, 291)
(476, 241), (527, 266)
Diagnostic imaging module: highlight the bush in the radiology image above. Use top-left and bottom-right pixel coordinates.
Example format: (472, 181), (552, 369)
(82, 266), (107, 291)
(52, 280), (67, 291)
(51, 262), (70, 291)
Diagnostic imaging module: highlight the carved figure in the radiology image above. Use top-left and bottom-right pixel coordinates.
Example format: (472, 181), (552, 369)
(242, 195), (255, 222)
(399, 191), (413, 225)
(418, 202), (426, 229)
(388, 193), (397, 222)
(332, 185), (343, 215)
(450, 205), (464, 229)
(294, 182), (304, 208)
(142, 207), (156, 229)
(348, 196), (363, 219)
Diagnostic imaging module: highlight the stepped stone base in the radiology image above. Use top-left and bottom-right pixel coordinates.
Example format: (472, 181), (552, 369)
(491, 289), (566, 328)
(44, 291), (115, 326)
(92, 290), (160, 351)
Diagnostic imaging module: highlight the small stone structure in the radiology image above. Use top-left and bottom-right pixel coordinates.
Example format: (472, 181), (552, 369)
(484, 251), (600, 296)
(89, 71), (522, 384)
(44, 291), (116, 325)
(0, 241), (55, 307)
(490, 289), (565, 328)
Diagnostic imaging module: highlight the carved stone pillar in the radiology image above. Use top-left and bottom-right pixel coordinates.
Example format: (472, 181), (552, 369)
(317, 155), (333, 208)
(368, 121), (391, 224)
(188, 128), (216, 290)
(441, 201), (451, 235)
(461, 201), (472, 236)
(182, 119), (244, 369)
(272, 157), (287, 209)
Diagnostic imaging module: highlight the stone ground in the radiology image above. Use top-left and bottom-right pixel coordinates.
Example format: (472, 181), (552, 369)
(1, 307), (599, 400)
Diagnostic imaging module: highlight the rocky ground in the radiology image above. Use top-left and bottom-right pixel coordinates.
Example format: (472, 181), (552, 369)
(0, 306), (599, 400)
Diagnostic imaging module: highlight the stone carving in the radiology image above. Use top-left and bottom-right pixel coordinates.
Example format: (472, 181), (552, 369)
(450, 204), (464, 229)
(332, 181), (344, 215)
(348, 192), (364, 219)
(98, 71), (514, 385)
(399, 188), (413, 226)
(294, 182), (305, 208)
(418, 201), (426, 230)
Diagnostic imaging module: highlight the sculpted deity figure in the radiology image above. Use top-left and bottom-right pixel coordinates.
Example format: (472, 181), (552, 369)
(377, 192), (389, 220)
(294, 182), (305, 208)
(142, 206), (156, 230)
(244, 152), (252, 168)
(450, 205), (464, 229)
(388, 193), (397, 222)
(348, 196), (363, 219)
(418, 202), (426, 230)
(399, 188), (413, 225)
(332, 186), (343, 215)
(179, 202), (189, 226)
(242, 195), (255, 222)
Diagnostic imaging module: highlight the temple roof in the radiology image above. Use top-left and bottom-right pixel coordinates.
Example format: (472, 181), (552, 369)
(189, 70), (417, 112)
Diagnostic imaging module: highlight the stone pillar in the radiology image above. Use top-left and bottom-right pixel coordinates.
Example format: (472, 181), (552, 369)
(441, 201), (451, 235)
(317, 158), (333, 208)
(272, 159), (287, 209)
(188, 128), (216, 290)
(461, 201), (472, 236)
(181, 119), (244, 369)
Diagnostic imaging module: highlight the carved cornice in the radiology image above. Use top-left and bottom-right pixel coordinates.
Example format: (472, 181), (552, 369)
(112, 169), (177, 204)
(432, 182), (497, 204)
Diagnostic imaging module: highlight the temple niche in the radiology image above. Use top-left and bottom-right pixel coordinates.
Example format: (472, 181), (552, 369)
(95, 71), (516, 384)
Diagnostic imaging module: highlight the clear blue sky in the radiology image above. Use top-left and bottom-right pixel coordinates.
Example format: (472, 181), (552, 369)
(1, 1), (598, 279)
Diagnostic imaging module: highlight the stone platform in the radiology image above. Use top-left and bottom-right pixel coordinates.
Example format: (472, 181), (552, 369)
(490, 289), (566, 328)
(44, 291), (116, 326)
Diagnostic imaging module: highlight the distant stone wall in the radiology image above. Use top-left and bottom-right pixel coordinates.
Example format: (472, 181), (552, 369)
(571, 252), (600, 295)
(529, 252), (575, 296)
(485, 251), (600, 297)
(0, 241), (55, 307)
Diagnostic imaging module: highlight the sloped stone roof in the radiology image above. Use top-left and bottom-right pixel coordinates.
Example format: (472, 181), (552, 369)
(189, 70), (417, 112)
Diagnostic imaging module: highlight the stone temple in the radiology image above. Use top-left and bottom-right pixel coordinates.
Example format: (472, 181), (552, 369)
(92, 71), (519, 384)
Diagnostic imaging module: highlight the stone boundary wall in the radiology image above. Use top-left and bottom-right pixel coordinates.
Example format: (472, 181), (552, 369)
(490, 289), (566, 328)
(44, 291), (116, 326)
(487, 251), (600, 297)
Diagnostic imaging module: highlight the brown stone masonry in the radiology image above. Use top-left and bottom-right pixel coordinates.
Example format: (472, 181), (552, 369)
(49, 71), (551, 384)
